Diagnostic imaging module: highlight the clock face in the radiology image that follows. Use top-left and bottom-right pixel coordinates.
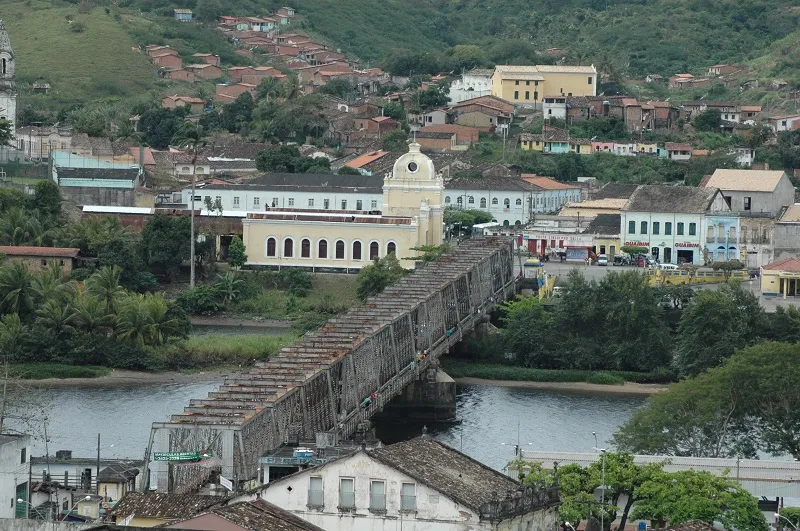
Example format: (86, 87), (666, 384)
(407, 161), (418, 173)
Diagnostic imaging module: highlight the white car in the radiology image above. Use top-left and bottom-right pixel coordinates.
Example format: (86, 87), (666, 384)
(596, 254), (608, 266)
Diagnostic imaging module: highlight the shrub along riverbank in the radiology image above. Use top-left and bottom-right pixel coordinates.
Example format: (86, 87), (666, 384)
(442, 361), (673, 386)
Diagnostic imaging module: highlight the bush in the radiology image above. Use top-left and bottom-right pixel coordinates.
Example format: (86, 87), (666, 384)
(69, 21), (86, 33)
(175, 285), (222, 315)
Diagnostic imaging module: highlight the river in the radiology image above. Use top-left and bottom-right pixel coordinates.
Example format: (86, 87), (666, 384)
(8, 377), (644, 472)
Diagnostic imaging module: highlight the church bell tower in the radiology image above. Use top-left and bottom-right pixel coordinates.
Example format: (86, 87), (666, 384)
(0, 20), (16, 134)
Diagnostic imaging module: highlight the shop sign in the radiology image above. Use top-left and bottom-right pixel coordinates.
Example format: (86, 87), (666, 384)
(153, 450), (214, 462)
(624, 241), (650, 247)
(675, 242), (700, 248)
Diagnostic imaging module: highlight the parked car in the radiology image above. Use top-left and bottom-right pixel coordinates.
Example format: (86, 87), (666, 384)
(596, 254), (608, 266)
(613, 254), (631, 266)
(551, 286), (564, 297)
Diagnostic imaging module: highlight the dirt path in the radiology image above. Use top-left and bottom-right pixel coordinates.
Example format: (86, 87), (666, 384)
(454, 377), (668, 396)
(191, 317), (291, 329)
(31, 369), (232, 387)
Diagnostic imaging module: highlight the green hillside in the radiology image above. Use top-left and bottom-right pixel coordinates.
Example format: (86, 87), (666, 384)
(6, 1), (158, 113)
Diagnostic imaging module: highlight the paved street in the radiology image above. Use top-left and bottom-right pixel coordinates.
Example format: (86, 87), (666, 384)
(527, 259), (800, 312)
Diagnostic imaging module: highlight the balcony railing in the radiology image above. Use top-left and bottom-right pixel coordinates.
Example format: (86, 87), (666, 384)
(400, 495), (417, 512)
(369, 494), (386, 511)
(307, 489), (324, 507)
(479, 484), (560, 522)
(338, 492), (355, 510)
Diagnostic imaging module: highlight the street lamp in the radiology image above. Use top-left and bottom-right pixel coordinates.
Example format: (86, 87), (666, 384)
(592, 432), (607, 531)
(776, 513), (798, 530)
(65, 495), (93, 520)
(16, 498), (39, 520)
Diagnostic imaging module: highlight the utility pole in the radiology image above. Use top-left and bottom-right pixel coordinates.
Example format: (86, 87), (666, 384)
(96, 433), (101, 495)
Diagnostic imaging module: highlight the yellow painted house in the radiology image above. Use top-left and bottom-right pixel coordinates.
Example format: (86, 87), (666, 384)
(491, 65), (597, 107)
(761, 257), (800, 298)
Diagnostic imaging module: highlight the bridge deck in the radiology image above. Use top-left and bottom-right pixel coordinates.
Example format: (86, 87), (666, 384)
(145, 237), (516, 492)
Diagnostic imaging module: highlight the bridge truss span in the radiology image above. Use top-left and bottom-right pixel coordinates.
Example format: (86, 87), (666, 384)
(144, 237), (515, 493)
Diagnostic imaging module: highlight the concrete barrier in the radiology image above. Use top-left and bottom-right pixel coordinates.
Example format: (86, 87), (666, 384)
(0, 520), (93, 531)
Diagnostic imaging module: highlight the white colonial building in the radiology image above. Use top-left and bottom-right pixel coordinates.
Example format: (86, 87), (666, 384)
(235, 437), (560, 531)
(182, 173), (384, 213)
(448, 68), (493, 105)
(445, 175), (582, 227)
(620, 185), (737, 265)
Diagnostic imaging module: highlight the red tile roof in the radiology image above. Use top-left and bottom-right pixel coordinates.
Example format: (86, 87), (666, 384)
(522, 175), (580, 190)
(0, 246), (80, 258)
(345, 150), (389, 169)
(665, 142), (691, 151)
(762, 257), (800, 272)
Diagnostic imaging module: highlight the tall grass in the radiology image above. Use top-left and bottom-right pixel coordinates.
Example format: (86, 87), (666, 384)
(442, 361), (675, 385)
(151, 333), (297, 370)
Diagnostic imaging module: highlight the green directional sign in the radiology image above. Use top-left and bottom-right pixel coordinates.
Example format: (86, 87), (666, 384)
(153, 450), (213, 462)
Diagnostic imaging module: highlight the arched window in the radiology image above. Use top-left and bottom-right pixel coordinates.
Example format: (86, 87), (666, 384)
(504, 198), (510, 208)
(352, 241), (362, 260)
(318, 239), (328, 258)
(514, 220), (521, 226)
(335, 240), (345, 259)
(515, 198), (522, 206)
(445, 196), (451, 204)
(283, 238), (294, 257)
(387, 242), (396, 255)
(182, 166), (190, 173)
(456, 197), (463, 205)
(503, 220), (510, 226)
(370, 241), (379, 260)
(480, 198), (486, 208)
(266, 237), (277, 257)
(492, 198), (498, 205)
(301, 238), (311, 258)
(468, 196), (474, 204)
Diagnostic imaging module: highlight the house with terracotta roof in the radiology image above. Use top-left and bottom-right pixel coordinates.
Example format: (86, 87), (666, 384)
(663, 142), (692, 161)
(418, 124), (479, 150)
(151, 52), (182, 69)
(608, 98), (643, 132)
(214, 83), (257, 102)
(185, 63), (222, 79)
(523, 175), (582, 213)
(520, 129), (571, 153)
(769, 113), (800, 132)
(162, 68), (196, 82)
(0, 246), (81, 274)
(344, 151), (390, 172)
(760, 257), (800, 298)
(161, 95), (205, 113)
(351, 116), (399, 141)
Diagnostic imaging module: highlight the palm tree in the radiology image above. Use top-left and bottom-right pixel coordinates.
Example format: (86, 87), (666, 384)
(35, 299), (76, 336)
(68, 292), (115, 335)
(86, 266), (125, 313)
(0, 313), (24, 355)
(283, 74), (301, 100)
(141, 293), (184, 345)
(257, 77), (283, 101)
(115, 295), (152, 347)
(0, 262), (34, 317)
(32, 262), (75, 304)
(0, 208), (55, 246)
(171, 123), (207, 289)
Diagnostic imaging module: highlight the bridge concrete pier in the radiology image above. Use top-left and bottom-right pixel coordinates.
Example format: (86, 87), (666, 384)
(378, 367), (457, 423)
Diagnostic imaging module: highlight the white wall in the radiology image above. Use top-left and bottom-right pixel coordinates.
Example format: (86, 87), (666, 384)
(444, 189), (531, 226)
(449, 73), (493, 105)
(237, 452), (556, 531)
(0, 436), (30, 519)
(183, 187), (383, 212)
(620, 211), (707, 264)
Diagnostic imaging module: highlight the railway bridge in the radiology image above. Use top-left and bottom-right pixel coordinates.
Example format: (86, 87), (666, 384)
(144, 237), (516, 493)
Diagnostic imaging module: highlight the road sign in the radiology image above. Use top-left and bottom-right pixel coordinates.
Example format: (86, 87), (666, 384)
(153, 450), (213, 462)
(220, 476), (233, 491)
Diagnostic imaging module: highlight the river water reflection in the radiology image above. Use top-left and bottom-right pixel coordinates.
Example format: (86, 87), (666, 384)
(11, 378), (644, 471)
